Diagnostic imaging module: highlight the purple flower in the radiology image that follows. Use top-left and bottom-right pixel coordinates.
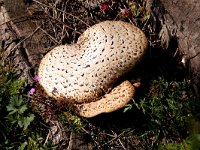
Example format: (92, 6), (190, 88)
(33, 75), (41, 82)
(29, 88), (35, 95)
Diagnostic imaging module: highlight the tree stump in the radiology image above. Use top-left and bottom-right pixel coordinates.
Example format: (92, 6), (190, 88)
(0, 0), (199, 149)
(0, 0), (49, 83)
(0, 0), (88, 149)
(154, 0), (200, 99)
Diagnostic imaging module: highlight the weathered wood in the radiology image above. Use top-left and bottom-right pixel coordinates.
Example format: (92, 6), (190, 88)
(0, 0), (49, 83)
(0, 1), (88, 149)
(155, 0), (200, 99)
(1, 0), (199, 148)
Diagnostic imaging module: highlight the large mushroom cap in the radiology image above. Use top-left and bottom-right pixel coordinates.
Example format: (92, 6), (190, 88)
(38, 21), (147, 117)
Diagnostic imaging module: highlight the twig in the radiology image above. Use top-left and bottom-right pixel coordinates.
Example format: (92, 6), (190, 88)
(39, 27), (60, 45)
(44, 130), (50, 145)
(0, 15), (30, 27)
(47, 15), (82, 34)
(9, 26), (40, 54)
(32, 0), (90, 27)
(118, 138), (126, 150)
(107, 130), (127, 144)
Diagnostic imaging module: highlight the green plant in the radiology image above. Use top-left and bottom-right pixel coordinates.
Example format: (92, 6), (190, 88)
(18, 134), (56, 150)
(0, 63), (52, 149)
(58, 111), (87, 133)
(124, 77), (195, 146)
(157, 136), (192, 150)
(6, 95), (35, 130)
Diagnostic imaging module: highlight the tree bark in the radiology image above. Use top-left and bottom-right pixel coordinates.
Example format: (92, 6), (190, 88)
(1, 0), (199, 96)
(0, 1), (88, 149)
(0, 0), (199, 148)
(0, 0), (49, 83)
(154, 0), (200, 99)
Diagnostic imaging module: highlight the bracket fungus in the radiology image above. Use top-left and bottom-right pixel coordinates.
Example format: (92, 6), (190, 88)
(38, 21), (148, 118)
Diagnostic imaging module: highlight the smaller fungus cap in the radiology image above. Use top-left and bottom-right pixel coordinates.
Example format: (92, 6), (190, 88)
(74, 81), (136, 118)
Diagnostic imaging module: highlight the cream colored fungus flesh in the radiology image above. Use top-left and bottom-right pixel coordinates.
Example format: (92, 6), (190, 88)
(38, 21), (148, 118)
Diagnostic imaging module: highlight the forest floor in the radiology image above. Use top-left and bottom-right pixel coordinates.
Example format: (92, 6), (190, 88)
(0, 0), (199, 149)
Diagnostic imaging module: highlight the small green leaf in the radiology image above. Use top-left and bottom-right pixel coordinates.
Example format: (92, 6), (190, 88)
(144, 12), (150, 21)
(6, 105), (18, 115)
(18, 119), (23, 128)
(9, 80), (24, 95)
(5, 115), (16, 123)
(23, 114), (35, 130)
(18, 141), (27, 150)
(15, 96), (23, 107)
(123, 104), (132, 113)
(18, 105), (28, 114)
